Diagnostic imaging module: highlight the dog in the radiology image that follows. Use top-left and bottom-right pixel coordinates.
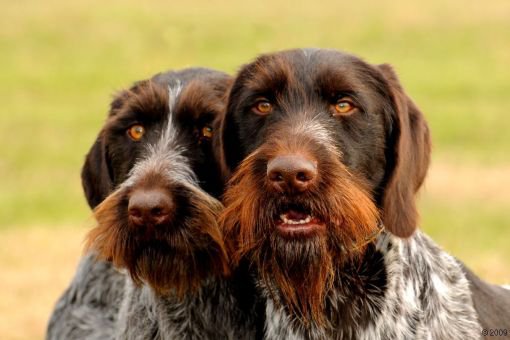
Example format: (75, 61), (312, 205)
(219, 48), (510, 339)
(48, 68), (258, 339)
(84, 68), (258, 339)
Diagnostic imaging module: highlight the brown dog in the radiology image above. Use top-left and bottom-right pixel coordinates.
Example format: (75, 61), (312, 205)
(220, 49), (508, 339)
(49, 68), (259, 339)
(85, 70), (230, 295)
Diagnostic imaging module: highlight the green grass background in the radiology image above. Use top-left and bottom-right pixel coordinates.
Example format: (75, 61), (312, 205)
(0, 1), (509, 337)
(2, 0), (510, 259)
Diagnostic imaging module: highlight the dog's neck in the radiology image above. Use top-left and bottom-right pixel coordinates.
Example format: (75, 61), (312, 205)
(118, 273), (259, 340)
(261, 230), (481, 340)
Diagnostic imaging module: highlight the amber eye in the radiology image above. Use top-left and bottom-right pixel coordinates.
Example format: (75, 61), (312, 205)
(201, 126), (213, 139)
(333, 98), (356, 116)
(127, 124), (145, 141)
(253, 100), (273, 115)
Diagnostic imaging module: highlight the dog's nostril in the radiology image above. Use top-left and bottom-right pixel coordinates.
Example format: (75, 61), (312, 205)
(129, 208), (143, 218)
(151, 207), (161, 216)
(268, 171), (284, 182)
(296, 171), (311, 182)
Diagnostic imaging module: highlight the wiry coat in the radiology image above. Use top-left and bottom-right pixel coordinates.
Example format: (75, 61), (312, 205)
(263, 231), (481, 340)
(116, 275), (258, 340)
(46, 253), (125, 340)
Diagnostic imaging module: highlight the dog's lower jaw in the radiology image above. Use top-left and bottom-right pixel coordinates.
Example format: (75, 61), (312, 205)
(117, 275), (258, 340)
(262, 230), (482, 340)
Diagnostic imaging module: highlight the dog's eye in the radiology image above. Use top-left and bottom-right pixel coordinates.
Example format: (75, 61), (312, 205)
(201, 126), (213, 139)
(253, 100), (273, 116)
(333, 98), (356, 116)
(127, 124), (145, 141)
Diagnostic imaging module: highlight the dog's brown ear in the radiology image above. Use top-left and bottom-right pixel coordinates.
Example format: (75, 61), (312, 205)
(211, 78), (235, 184)
(81, 131), (113, 209)
(378, 64), (431, 238)
(81, 90), (130, 208)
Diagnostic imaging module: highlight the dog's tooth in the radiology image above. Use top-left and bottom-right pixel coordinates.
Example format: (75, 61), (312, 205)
(279, 213), (315, 225)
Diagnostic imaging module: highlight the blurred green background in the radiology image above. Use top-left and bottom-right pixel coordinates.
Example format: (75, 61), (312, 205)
(0, 0), (509, 338)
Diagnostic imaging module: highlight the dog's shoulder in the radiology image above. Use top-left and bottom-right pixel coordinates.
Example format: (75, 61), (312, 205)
(47, 252), (126, 340)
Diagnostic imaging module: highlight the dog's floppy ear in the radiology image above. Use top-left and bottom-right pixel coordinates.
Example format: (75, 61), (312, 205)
(378, 64), (431, 238)
(210, 75), (235, 184)
(80, 91), (128, 208)
(220, 71), (250, 176)
(81, 131), (113, 209)
(81, 89), (132, 208)
(220, 109), (243, 178)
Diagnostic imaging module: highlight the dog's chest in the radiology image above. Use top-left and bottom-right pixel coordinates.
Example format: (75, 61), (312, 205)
(264, 232), (482, 340)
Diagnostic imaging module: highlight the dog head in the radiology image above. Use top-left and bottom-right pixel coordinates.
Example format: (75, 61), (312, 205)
(83, 68), (232, 296)
(220, 49), (430, 322)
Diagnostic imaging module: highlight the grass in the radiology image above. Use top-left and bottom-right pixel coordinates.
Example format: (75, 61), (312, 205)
(0, 0), (509, 339)
(1, 0), (510, 226)
(421, 160), (510, 280)
(0, 225), (88, 340)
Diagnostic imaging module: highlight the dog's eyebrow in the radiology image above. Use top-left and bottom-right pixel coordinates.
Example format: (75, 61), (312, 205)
(244, 56), (294, 95)
(314, 71), (382, 114)
(106, 83), (171, 129)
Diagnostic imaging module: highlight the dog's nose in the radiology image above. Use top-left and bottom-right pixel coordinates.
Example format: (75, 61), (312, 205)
(128, 188), (173, 227)
(267, 155), (317, 193)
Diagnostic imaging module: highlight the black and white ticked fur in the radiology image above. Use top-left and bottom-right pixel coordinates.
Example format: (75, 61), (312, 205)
(263, 230), (482, 340)
(47, 254), (124, 340)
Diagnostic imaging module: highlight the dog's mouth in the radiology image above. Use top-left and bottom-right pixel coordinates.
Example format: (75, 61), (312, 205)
(275, 204), (326, 239)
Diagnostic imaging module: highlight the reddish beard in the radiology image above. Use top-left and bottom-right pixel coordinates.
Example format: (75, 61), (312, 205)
(219, 143), (381, 324)
(86, 184), (230, 297)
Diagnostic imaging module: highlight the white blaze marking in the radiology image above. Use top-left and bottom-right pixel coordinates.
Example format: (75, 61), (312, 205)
(289, 116), (340, 156)
(122, 82), (196, 189)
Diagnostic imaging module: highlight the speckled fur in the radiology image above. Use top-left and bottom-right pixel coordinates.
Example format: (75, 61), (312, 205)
(46, 253), (126, 340)
(116, 276), (258, 340)
(263, 230), (482, 340)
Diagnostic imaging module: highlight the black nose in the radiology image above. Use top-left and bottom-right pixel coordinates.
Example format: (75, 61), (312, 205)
(128, 188), (173, 227)
(267, 155), (317, 193)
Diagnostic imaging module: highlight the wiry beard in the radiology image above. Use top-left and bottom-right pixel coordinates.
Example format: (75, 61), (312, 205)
(220, 142), (381, 324)
(86, 185), (229, 297)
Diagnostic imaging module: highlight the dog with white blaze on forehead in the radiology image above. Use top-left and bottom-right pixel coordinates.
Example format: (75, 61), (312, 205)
(219, 49), (510, 340)
(47, 68), (260, 340)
